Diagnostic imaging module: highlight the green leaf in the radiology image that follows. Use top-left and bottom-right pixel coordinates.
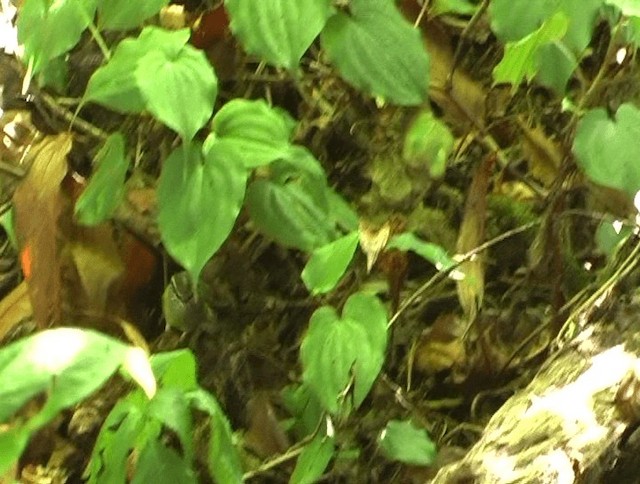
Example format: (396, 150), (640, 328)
(98, 0), (169, 30)
(327, 189), (359, 232)
(0, 426), (30, 477)
(84, 30), (159, 113)
(225, 0), (333, 69)
(302, 231), (359, 294)
(573, 104), (640, 197)
(17, 0), (99, 74)
(321, 0), (429, 105)
(147, 388), (194, 463)
(489, 0), (602, 92)
(135, 28), (218, 141)
(290, 432), (335, 484)
(378, 420), (436, 466)
(86, 399), (145, 483)
(300, 292), (387, 414)
(75, 132), (129, 225)
(206, 99), (296, 168)
(493, 12), (569, 91)
(432, 0), (477, 16)
(188, 389), (243, 484)
(246, 179), (337, 252)
(85, 27), (217, 140)
(489, 0), (557, 40)
(595, 220), (632, 257)
(133, 441), (197, 484)
(0, 328), (132, 423)
(403, 110), (454, 179)
(605, 0), (640, 16)
(151, 349), (198, 391)
(158, 142), (247, 286)
(387, 232), (455, 271)
(281, 384), (324, 438)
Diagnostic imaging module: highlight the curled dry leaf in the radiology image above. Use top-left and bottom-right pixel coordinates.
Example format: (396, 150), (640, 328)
(456, 154), (495, 322)
(13, 133), (73, 327)
(359, 221), (391, 272)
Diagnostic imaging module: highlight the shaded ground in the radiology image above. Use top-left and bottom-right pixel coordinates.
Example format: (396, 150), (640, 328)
(2, 1), (640, 482)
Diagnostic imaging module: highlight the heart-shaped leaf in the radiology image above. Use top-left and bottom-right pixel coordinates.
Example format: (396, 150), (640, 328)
(84, 28), (167, 114)
(135, 28), (218, 141)
(85, 27), (217, 140)
(158, 142), (247, 286)
(300, 292), (387, 414)
(321, 0), (429, 105)
(573, 103), (640, 197)
(225, 0), (333, 69)
(75, 132), (129, 226)
(206, 99), (296, 168)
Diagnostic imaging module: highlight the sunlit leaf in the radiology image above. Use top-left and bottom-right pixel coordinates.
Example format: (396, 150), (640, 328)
(225, 0), (333, 69)
(321, 0), (429, 105)
(0, 329), (139, 423)
(605, 0), (640, 16)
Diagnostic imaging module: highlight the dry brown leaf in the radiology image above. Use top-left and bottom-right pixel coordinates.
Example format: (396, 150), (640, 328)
(358, 221), (391, 272)
(0, 281), (32, 342)
(518, 117), (564, 186)
(423, 21), (486, 132)
(414, 312), (466, 374)
(68, 221), (124, 314)
(456, 155), (495, 322)
(13, 133), (72, 327)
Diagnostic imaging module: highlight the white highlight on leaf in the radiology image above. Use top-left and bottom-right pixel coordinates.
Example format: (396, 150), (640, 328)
(31, 328), (88, 373)
(124, 347), (157, 399)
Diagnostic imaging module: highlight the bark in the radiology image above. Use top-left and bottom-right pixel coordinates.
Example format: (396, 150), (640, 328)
(431, 308), (640, 483)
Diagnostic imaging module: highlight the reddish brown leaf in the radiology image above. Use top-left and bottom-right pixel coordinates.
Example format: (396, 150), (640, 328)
(13, 133), (72, 327)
